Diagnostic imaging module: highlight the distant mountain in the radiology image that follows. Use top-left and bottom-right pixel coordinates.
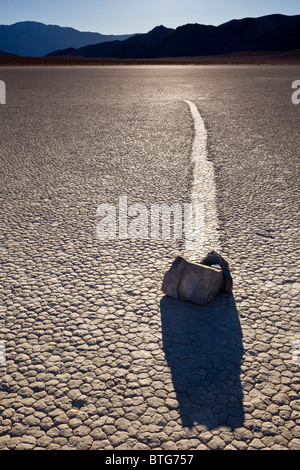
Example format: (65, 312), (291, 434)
(46, 25), (174, 58)
(0, 49), (16, 56)
(0, 21), (133, 57)
(46, 14), (300, 59)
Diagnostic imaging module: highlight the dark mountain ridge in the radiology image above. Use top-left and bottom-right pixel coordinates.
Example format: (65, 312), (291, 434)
(46, 14), (300, 59)
(0, 49), (16, 56)
(46, 24), (174, 58)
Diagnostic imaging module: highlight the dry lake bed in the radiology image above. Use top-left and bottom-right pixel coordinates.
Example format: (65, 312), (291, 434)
(0, 65), (299, 450)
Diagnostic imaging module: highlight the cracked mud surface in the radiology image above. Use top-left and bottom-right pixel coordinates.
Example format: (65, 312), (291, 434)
(0, 65), (299, 450)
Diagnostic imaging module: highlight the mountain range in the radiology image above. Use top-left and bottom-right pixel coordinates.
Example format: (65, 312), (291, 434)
(0, 14), (300, 59)
(0, 49), (16, 56)
(46, 14), (300, 59)
(0, 21), (133, 57)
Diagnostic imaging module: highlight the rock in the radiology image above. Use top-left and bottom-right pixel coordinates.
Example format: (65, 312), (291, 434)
(161, 252), (232, 306)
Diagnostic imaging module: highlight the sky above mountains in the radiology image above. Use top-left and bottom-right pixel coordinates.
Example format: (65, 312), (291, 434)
(1, 0), (299, 34)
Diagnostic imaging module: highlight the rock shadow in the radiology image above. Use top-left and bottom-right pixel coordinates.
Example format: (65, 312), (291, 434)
(160, 292), (244, 429)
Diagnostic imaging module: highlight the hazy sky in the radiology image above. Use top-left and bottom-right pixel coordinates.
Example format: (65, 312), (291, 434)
(2, 0), (300, 34)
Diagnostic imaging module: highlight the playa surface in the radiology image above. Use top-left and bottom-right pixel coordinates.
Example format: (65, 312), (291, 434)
(0, 65), (299, 450)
